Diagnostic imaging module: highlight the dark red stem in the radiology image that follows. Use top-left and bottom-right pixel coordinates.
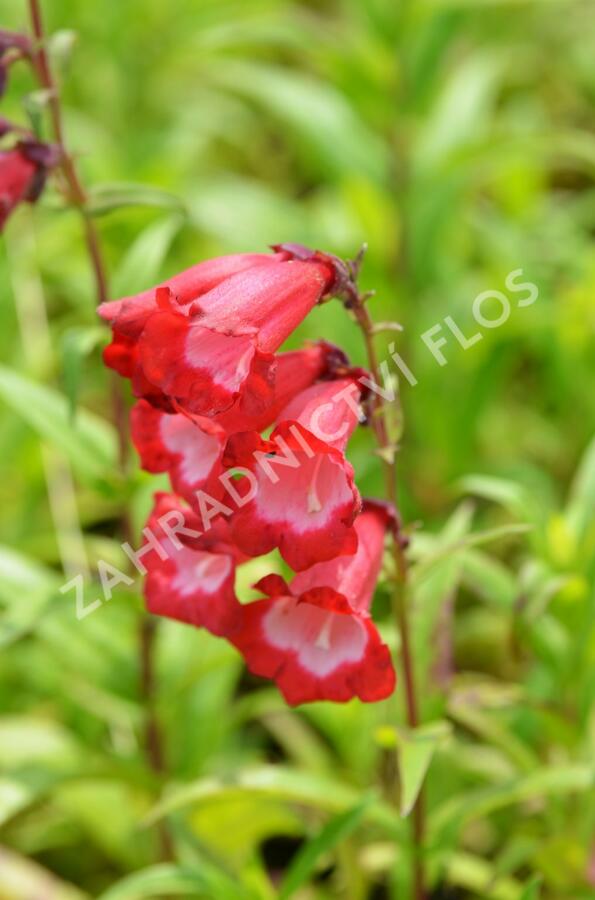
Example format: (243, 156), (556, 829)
(351, 294), (425, 900)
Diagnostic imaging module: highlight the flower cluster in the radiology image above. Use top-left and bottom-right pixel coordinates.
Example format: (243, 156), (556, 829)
(100, 246), (396, 705)
(0, 32), (58, 231)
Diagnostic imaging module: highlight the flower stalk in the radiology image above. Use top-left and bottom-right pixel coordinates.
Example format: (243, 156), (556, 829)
(342, 260), (426, 900)
(26, 0), (107, 305)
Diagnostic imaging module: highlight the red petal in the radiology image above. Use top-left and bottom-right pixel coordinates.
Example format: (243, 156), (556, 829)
(98, 252), (284, 338)
(137, 310), (276, 417)
(232, 593), (395, 705)
(253, 574), (291, 597)
(225, 424), (360, 571)
(143, 494), (241, 637)
(130, 400), (226, 503)
(291, 507), (388, 614)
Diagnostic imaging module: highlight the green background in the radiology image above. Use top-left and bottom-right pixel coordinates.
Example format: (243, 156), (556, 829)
(0, 0), (594, 897)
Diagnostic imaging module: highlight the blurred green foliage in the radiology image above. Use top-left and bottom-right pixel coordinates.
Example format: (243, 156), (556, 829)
(0, 0), (594, 897)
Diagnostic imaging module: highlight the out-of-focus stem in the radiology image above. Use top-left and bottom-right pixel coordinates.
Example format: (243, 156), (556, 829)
(351, 296), (425, 900)
(27, 0), (108, 305)
(26, 0), (171, 861)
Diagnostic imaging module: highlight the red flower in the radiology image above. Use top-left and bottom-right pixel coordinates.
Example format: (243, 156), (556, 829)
(130, 342), (347, 506)
(231, 504), (396, 704)
(143, 493), (243, 637)
(103, 330), (172, 410)
(101, 253), (284, 411)
(131, 401), (227, 503)
(214, 340), (350, 434)
(223, 376), (364, 571)
(100, 251), (335, 417)
(0, 140), (57, 230)
(99, 252), (283, 340)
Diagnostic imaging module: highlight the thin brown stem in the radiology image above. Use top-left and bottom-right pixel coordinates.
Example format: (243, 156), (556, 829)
(26, 0), (171, 861)
(351, 297), (425, 900)
(27, 0), (108, 305)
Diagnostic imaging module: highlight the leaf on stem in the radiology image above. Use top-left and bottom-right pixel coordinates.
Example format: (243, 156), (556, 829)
(87, 183), (186, 217)
(396, 721), (451, 817)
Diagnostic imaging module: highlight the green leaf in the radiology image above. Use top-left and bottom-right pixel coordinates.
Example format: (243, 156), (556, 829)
(187, 792), (302, 866)
(0, 715), (80, 770)
(519, 877), (542, 900)
(145, 766), (400, 837)
(278, 797), (373, 900)
(447, 698), (538, 773)
(566, 435), (595, 540)
(0, 365), (118, 486)
(0, 777), (35, 827)
(432, 765), (595, 838)
(112, 214), (185, 297)
(189, 176), (306, 249)
(21, 89), (54, 139)
(446, 851), (521, 900)
(396, 722), (451, 817)
(458, 474), (536, 519)
(415, 53), (502, 171)
(87, 183), (186, 217)
(0, 545), (60, 646)
(96, 863), (247, 900)
(208, 61), (387, 183)
(61, 326), (106, 420)
(461, 548), (518, 609)
(412, 522), (530, 582)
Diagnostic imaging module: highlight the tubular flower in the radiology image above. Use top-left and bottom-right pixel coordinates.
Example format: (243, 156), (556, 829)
(142, 493), (243, 637)
(131, 401), (227, 503)
(101, 243), (400, 709)
(223, 375), (364, 572)
(0, 140), (58, 230)
(231, 504), (396, 705)
(130, 342), (349, 506)
(99, 252), (283, 340)
(99, 250), (335, 417)
(100, 253), (285, 412)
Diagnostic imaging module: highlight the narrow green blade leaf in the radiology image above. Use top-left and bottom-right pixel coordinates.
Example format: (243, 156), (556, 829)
(519, 877), (542, 900)
(112, 214), (184, 297)
(278, 797), (372, 900)
(0, 365), (117, 485)
(566, 435), (595, 539)
(145, 766), (400, 837)
(0, 545), (60, 646)
(432, 764), (595, 837)
(61, 326), (105, 420)
(96, 862), (242, 900)
(88, 183), (185, 217)
(0, 777), (35, 827)
(397, 722), (450, 817)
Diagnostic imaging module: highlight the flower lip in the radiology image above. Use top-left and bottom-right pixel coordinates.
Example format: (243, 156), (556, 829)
(223, 419), (361, 572)
(231, 506), (397, 705)
(143, 492), (243, 637)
